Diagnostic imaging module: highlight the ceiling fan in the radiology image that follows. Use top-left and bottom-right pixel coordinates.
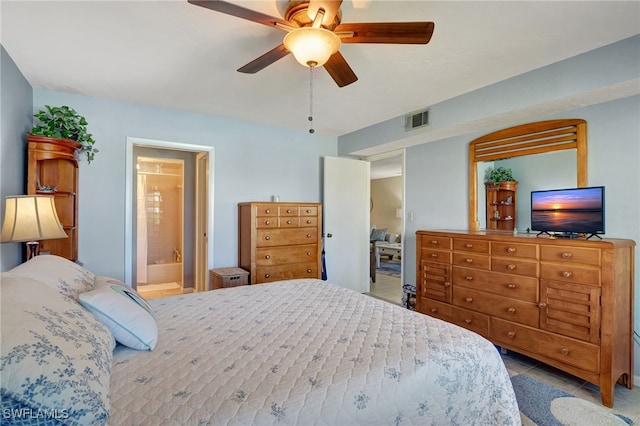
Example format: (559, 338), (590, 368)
(188, 0), (435, 87)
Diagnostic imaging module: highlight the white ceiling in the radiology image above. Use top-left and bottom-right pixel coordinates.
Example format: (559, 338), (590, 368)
(1, 0), (639, 142)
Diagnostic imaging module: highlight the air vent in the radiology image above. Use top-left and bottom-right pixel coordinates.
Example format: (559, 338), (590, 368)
(405, 109), (429, 131)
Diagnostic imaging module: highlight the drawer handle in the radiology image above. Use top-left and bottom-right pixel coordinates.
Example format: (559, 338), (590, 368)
(287, 209), (292, 213)
(265, 236), (271, 240)
(430, 253), (438, 258)
(265, 209), (271, 214)
(306, 234), (312, 238)
(431, 240), (438, 245)
(464, 319), (472, 324)
(444, 282), (451, 288)
(265, 220), (271, 225)
(465, 276), (473, 281)
(560, 348), (570, 355)
(306, 269), (312, 273)
(562, 271), (572, 278)
(538, 302), (547, 309)
(562, 252), (572, 259)
(465, 243), (473, 248)
(507, 331), (515, 338)
(287, 220), (292, 225)
(465, 297), (473, 303)
(507, 247), (516, 253)
(307, 220), (312, 224)
(265, 255), (271, 259)
(264, 274), (270, 278)
(465, 258), (473, 263)
(430, 308), (438, 313)
(307, 251), (311, 256)
(507, 283), (516, 289)
(507, 307), (516, 314)
(306, 209), (312, 213)
(507, 264), (516, 270)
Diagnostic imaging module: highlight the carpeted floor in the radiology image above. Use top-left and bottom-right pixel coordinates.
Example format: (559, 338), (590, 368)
(511, 374), (633, 425)
(377, 259), (401, 278)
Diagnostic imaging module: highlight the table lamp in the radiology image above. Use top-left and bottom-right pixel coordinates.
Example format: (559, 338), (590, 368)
(1, 195), (68, 260)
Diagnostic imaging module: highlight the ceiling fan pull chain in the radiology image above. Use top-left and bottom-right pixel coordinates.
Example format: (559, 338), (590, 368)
(309, 65), (315, 134)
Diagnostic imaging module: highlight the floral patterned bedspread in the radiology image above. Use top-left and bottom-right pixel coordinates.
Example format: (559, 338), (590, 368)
(109, 279), (519, 425)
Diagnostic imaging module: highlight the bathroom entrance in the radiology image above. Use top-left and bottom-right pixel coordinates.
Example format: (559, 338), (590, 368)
(136, 156), (185, 297)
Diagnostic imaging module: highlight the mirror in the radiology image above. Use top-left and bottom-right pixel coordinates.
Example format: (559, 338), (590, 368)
(469, 119), (588, 231)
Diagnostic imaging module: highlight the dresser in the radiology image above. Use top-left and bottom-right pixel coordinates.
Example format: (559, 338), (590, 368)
(415, 229), (635, 407)
(239, 202), (322, 284)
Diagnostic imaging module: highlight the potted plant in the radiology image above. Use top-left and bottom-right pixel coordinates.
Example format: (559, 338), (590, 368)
(29, 105), (98, 163)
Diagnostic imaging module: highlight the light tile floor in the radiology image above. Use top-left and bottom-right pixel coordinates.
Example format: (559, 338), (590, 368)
(138, 282), (185, 300)
(365, 273), (640, 421)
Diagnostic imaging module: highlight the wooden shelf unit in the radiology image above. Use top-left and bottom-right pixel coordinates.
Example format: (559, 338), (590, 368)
(27, 135), (80, 262)
(485, 181), (517, 231)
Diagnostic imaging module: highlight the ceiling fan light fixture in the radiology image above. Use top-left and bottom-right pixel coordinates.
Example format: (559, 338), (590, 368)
(283, 27), (341, 68)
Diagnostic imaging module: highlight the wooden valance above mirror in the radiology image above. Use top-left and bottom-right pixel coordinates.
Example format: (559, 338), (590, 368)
(468, 119), (588, 231)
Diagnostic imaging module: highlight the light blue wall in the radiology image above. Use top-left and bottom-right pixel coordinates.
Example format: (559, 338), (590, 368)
(0, 46), (33, 270)
(0, 88), (338, 276)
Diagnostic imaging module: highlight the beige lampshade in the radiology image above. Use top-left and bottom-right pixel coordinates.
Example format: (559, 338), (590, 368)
(1, 195), (67, 243)
(283, 27), (341, 67)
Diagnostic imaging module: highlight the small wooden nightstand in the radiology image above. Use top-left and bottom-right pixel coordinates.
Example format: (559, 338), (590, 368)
(210, 267), (249, 290)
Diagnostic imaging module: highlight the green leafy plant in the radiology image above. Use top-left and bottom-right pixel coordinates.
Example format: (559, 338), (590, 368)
(486, 166), (516, 182)
(30, 105), (98, 164)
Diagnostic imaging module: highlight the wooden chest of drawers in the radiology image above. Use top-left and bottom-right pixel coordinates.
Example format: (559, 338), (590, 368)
(239, 202), (322, 284)
(416, 229), (635, 407)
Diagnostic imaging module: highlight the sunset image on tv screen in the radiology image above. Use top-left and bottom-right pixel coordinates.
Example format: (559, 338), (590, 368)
(531, 187), (604, 234)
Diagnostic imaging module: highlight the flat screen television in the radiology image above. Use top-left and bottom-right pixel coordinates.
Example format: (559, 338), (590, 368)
(530, 186), (605, 239)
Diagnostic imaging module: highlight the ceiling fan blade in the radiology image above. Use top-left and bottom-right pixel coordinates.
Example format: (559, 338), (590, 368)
(335, 22), (435, 44)
(188, 0), (294, 29)
(237, 45), (290, 74)
(323, 51), (358, 88)
(307, 0), (343, 26)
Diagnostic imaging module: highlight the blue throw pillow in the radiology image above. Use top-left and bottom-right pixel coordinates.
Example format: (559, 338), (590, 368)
(370, 228), (387, 241)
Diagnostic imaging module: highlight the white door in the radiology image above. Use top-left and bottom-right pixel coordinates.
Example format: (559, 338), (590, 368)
(323, 156), (370, 293)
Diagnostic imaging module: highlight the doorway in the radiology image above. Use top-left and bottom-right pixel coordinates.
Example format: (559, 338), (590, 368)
(366, 150), (405, 305)
(124, 137), (214, 293)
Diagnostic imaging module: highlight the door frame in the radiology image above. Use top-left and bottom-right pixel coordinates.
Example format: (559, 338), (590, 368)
(124, 137), (214, 288)
(363, 149), (406, 286)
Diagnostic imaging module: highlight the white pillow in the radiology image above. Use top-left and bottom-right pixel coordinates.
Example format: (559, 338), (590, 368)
(79, 276), (158, 351)
(1, 272), (114, 425)
(9, 254), (95, 301)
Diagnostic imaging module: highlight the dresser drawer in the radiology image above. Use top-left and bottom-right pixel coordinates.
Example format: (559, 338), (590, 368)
(257, 228), (318, 247)
(540, 263), (600, 286)
(421, 248), (452, 264)
(300, 217), (317, 227)
(279, 217), (300, 227)
(419, 298), (453, 321)
(421, 235), (452, 250)
(256, 217), (278, 228)
(453, 252), (490, 270)
(256, 244), (318, 266)
(279, 206), (299, 216)
(300, 206), (318, 216)
(453, 287), (539, 327)
(491, 242), (538, 259)
(491, 257), (538, 277)
(540, 245), (600, 266)
(451, 306), (490, 338)
(255, 262), (319, 283)
(490, 318), (600, 373)
(453, 238), (490, 254)
(452, 266), (490, 288)
(487, 271), (538, 302)
(255, 204), (278, 216)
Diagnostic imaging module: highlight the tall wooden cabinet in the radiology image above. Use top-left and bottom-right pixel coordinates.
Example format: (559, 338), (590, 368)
(27, 135), (80, 262)
(485, 181), (517, 231)
(238, 202), (322, 284)
(416, 229), (635, 407)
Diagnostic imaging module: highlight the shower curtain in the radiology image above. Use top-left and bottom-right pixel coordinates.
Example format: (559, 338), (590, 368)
(136, 174), (148, 283)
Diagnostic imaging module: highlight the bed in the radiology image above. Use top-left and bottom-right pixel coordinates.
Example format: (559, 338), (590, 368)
(1, 255), (520, 425)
